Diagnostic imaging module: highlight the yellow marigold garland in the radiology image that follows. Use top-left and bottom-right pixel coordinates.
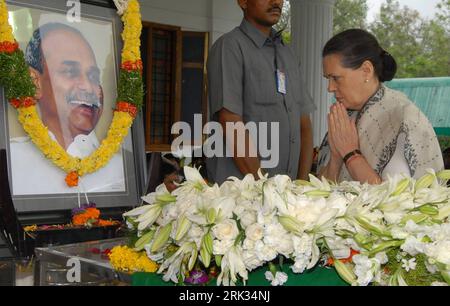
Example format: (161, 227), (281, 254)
(0, 0), (143, 187)
(109, 245), (158, 273)
(17, 105), (80, 172)
(121, 0), (142, 63)
(0, 0), (14, 43)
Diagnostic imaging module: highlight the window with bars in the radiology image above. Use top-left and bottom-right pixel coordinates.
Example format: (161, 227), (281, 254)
(141, 22), (208, 152)
(151, 29), (174, 145)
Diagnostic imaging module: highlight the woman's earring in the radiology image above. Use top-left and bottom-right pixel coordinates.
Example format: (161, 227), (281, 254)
(365, 79), (369, 83)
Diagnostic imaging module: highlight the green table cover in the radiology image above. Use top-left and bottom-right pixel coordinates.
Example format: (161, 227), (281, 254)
(132, 265), (347, 286)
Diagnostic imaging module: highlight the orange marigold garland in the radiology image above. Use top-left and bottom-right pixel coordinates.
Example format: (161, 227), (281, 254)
(71, 203), (119, 227)
(65, 171), (79, 188)
(0, 41), (18, 53)
(116, 101), (138, 118)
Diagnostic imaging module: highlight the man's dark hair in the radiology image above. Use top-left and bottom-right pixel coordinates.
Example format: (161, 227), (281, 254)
(322, 29), (397, 82)
(25, 23), (91, 73)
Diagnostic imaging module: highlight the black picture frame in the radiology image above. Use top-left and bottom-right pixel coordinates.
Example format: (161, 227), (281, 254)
(0, 0), (147, 212)
(80, 0), (115, 9)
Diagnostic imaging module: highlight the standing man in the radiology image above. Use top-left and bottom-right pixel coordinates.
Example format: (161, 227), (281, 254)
(206, 0), (315, 184)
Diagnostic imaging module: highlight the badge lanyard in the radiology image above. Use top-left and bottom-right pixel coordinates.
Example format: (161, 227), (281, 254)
(274, 41), (286, 95)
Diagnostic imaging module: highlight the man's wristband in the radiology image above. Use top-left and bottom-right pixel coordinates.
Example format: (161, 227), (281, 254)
(343, 149), (362, 164)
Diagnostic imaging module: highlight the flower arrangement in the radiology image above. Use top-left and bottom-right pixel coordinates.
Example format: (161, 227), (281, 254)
(23, 203), (119, 232)
(71, 203), (119, 227)
(121, 166), (450, 286)
(0, 0), (143, 187)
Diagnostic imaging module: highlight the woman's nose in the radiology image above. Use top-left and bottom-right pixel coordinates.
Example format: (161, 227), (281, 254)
(327, 80), (336, 93)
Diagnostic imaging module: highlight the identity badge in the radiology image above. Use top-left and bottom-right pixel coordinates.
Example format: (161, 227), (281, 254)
(276, 69), (287, 94)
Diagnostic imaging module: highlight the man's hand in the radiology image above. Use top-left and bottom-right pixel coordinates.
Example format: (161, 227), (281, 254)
(218, 108), (261, 179)
(163, 172), (181, 193)
(298, 114), (313, 180)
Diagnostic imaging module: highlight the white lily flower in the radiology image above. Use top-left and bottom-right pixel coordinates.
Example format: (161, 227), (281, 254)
(308, 174), (331, 191)
(226, 173), (259, 200)
(184, 165), (206, 183)
(123, 204), (153, 217)
(121, 165), (450, 286)
(140, 184), (170, 204)
(217, 246), (248, 286)
(135, 204), (163, 231)
(213, 239), (234, 255)
(262, 182), (285, 212)
(158, 242), (196, 283)
(327, 193), (350, 217)
(272, 175), (291, 194)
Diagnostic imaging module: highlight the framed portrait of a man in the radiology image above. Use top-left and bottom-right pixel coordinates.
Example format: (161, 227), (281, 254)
(0, 0), (146, 212)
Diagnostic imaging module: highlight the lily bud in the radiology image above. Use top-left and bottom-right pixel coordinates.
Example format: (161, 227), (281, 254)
(206, 208), (216, 224)
(437, 170), (450, 181)
(123, 205), (152, 217)
(202, 232), (214, 254)
(304, 190), (331, 197)
(368, 240), (404, 257)
(400, 213), (428, 225)
(294, 180), (312, 187)
(151, 222), (172, 253)
(175, 215), (192, 241)
(136, 205), (162, 231)
(392, 178), (410, 196)
(188, 244), (198, 271)
(355, 216), (391, 237)
(415, 173), (435, 191)
(418, 204), (439, 216)
(441, 270), (450, 285)
(278, 215), (302, 234)
(333, 260), (356, 285)
(134, 230), (155, 251)
(436, 204), (450, 220)
(156, 193), (177, 204)
(200, 245), (211, 268)
(215, 255), (222, 267)
(354, 233), (373, 250)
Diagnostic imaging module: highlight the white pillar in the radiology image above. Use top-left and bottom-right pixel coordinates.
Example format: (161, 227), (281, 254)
(210, 0), (242, 44)
(290, 0), (335, 147)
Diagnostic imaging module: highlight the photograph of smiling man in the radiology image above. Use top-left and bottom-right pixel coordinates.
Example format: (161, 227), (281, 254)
(8, 20), (125, 195)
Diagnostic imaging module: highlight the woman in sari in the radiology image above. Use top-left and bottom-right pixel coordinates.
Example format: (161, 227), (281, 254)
(317, 29), (444, 184)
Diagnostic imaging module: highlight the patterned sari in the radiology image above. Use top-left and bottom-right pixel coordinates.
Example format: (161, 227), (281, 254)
(317, 85), (444, 182)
